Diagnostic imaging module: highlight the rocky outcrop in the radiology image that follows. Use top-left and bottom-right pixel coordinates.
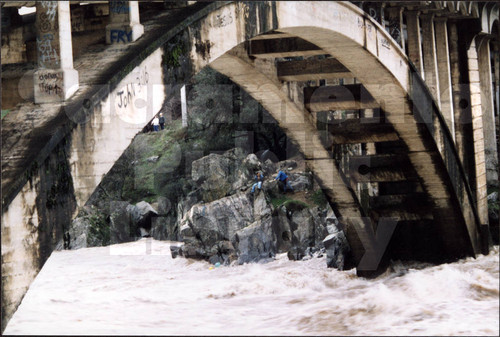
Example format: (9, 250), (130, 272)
(174, 151), (348, 268)
(68, 200), (158, 248)
(191, 148), (253, 201)
(179, 191), (255, 262)
(323, 215), (353, 270)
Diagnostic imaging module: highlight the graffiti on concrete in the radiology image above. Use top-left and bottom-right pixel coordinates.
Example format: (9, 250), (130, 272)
(135, 66), (149, 93)
(110, 1), (130, 14)
(109, 29), (133, 43)
(113, 65), (151, 124)
(380, 37), (391, 50)
(41, 1), (58, 22)
(116, 83), (136, 108)
(37, 33), (59, 67)
(214, 12), (233, 28)
(368, 7), (378, 22)
(38, 72), (63, 97)
(386, 18), (402, 45)
(38, 1), (58, 33)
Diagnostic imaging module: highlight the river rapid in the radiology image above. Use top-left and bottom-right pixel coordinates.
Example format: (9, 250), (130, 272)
(4, 239), (499, 335)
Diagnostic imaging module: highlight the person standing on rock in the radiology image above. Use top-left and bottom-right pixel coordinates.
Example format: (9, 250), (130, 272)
(159, 113), (165, 130)
(151, 115), (160, 132)
(275, 168), (294, 193)
(251, 171), (264, 193)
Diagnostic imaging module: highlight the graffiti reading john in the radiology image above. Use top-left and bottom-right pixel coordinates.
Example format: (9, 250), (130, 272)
(116, 84), (136, 109)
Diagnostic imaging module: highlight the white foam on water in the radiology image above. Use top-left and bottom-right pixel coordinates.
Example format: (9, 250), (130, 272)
(4, 240), (499, 335)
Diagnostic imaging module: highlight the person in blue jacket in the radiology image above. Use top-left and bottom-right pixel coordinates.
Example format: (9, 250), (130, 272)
(251, 171), (264, 193)
(275, 169), (294, 193)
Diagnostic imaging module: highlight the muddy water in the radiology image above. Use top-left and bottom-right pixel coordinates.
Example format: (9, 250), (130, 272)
(4, 240), (499, 335)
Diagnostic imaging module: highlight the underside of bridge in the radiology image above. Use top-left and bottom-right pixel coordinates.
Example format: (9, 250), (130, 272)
(1, 0), (499, 331)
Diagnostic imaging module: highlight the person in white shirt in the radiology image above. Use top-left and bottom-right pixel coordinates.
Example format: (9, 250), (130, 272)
(151, 116), (160, 132)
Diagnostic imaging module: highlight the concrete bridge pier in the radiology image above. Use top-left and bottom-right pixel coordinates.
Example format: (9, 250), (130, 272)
(33, 1), (79, 103)
(106, 1), (144, 44)
(475, 35), (499, 191)
(406, 10), (424, 77)
(435, 17), (455, 140)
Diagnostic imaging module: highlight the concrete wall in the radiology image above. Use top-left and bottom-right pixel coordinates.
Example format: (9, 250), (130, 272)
(69, 48), (165, 208)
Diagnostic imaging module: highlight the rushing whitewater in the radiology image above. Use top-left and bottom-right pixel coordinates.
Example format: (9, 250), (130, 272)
(4, 239), (499, 335)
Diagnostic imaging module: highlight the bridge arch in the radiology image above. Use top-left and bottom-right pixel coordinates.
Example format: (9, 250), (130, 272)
(174, 1), (483, 270)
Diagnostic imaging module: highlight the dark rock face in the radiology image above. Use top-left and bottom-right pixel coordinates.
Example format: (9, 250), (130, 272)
(176, 151), (340, 267)
(323, 216), (352, 270)
(191, 148), (252, 201)
(110, 201), (134, 244)
(235, 216), (276, 264)
(130, 201), (157, 233)
(69, 200), (159, 248)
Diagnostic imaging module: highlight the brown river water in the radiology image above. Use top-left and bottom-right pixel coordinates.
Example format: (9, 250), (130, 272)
(4, 239), (499, 335)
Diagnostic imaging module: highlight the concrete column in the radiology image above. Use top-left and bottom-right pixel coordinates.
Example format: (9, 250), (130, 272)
(434, 17), (455, 139)
(420, 13), (444, 153)
(420, 13), (441, 106)
(385, 6), (405, 52)
(477, 37), (498, 189)
(405, 10), (424, 77)
(106, 1), (144, 44)
(33, 1), (79, 103)
(467, 37), (489, 225)
(448, 21), (466, 165)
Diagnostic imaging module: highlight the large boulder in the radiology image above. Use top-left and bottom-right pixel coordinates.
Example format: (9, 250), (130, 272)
(323, 226), (351, 270)
(272, 209), (293, 253)
(235, 216), (276, 264)
(180, 192), (254, 258)
(129, 201), (158, 234)
(109, 201), (134, 244)
(151, 196), (178, 240)
(191, 148), (250, 201)
(261, 159), (277, 177)
(288, 172), (313, 192)
(68, 217), (91, 249)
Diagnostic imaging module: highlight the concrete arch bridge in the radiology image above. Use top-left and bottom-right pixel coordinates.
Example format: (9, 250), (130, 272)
(1, 1), (498, 331)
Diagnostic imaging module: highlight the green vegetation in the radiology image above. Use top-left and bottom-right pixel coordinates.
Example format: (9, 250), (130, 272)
(270, 195), (309, 211)
(87, 212), (109, 246)
(1, 110), (9, 119)
(309, 189), (328, 208)
(163, 42), (185, 68)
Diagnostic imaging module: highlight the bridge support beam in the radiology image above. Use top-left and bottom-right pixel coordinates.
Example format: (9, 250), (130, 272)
(421, 13), (443, 153)
(467, 38), (489, 225)
(434, 17), (455, 140)
(421, 14), (441, 106)
(476, 36), (499, 190)
(106, 1), (144, 44)
(33, 1), (79, 103)
(448, 21), (468, 168)
(406, 10), (424, 77)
